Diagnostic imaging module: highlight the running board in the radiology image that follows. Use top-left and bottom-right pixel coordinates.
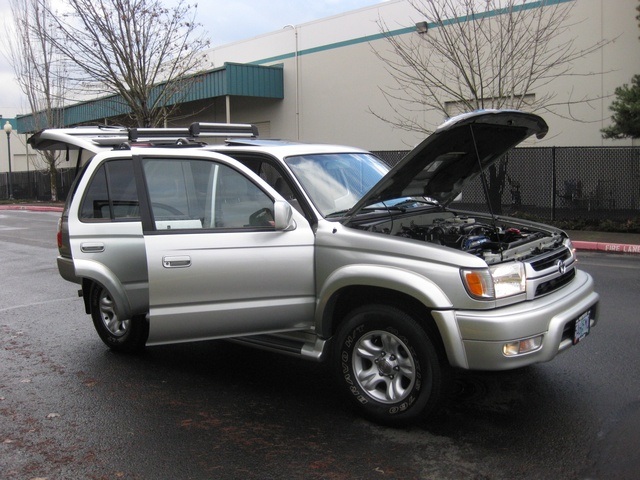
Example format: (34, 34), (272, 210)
(227, 332), (328, 361)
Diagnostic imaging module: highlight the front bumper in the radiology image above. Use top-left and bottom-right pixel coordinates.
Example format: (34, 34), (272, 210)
(433, 269), (599, 370)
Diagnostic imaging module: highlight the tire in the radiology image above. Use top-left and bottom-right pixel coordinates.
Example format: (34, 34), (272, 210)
(90, 284), (149, 353)
(333, 304), (446, 426)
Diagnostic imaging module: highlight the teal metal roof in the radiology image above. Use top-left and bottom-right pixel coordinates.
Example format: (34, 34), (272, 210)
(16, 62), (284, 133)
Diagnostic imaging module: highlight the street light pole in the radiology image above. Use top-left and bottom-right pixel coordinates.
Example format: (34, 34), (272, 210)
(4, 121), (13, 200)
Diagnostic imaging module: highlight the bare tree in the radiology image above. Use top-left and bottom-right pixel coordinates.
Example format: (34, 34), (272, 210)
(372, 0), (608, 214)
(372, 0), (608, 134)
(42, 0), (210, 127)
(8, 0), (67, 201)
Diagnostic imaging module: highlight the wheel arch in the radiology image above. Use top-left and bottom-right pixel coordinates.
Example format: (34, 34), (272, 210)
(316, 266), (453, 359)
(75, 258), (132, 320)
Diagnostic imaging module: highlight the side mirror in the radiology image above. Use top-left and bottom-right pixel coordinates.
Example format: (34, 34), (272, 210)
(273, 200), (296, 231)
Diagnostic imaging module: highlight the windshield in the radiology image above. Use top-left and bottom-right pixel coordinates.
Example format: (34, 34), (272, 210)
(285, 153), (389, 217)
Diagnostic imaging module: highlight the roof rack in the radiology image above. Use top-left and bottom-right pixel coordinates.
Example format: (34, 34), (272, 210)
(27, 122), (258, 153)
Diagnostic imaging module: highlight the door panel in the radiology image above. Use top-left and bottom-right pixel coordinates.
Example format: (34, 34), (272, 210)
(142, 156), (316, 345)
(72, 158), (148, 317)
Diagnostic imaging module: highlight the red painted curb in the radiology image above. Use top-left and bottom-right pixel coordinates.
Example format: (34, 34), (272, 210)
(0, 205), (63, 212)
(572, 240), (640, 254)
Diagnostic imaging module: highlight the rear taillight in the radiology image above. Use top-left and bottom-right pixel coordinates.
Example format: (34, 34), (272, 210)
(57, 218), (63, 249)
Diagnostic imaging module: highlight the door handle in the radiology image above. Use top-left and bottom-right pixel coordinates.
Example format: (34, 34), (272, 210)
(162, 255), (191, 268)
(81, 242), (105, 253)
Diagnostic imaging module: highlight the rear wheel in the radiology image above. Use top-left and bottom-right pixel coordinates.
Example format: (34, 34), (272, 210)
(90, 284), (148, 352)
(333, 304), (446, 425)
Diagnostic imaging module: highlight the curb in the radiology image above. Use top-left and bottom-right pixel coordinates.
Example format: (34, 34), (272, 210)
(572, 240), (640, 255)
(0, 205), (64, 212)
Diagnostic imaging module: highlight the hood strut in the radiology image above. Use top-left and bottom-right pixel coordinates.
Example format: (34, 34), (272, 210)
(470, 125), (504, 259)
(469, 125), (495, 219)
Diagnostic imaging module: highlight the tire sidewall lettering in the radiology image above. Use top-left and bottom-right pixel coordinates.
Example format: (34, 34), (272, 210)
(339, 321), (424, 416)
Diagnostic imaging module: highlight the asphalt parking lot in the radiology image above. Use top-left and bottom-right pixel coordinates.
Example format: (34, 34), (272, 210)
(1, 209), (639, 479)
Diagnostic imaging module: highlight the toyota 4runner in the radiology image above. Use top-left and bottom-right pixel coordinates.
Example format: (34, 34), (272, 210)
(29, 110), (599, 425)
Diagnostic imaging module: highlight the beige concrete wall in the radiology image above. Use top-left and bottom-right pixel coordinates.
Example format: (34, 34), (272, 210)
(0, 133), (33, 176)
(202, 0), (639, 150)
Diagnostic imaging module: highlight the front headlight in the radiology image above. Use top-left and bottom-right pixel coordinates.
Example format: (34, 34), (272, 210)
(461, 262), (526, 300)
(489, 261), (526, 298)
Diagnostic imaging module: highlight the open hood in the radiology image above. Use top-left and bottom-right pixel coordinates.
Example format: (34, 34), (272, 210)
(346, 110), (548, 219)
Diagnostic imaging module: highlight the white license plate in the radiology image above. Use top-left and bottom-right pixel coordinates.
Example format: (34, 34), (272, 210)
(573, 311), (591, 344)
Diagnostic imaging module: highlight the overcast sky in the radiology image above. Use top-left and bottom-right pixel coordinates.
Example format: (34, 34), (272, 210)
(0, 0), (387, 119)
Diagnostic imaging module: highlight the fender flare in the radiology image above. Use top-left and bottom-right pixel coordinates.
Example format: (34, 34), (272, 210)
(74, 258), (132, 320)
(315, 264), (453, 334)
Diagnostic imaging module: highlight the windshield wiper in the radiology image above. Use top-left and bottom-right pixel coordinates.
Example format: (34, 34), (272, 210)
(325, 209), (351, 218)
(386, 198), (441, 210)
(328, 202), (430, 219)
(328, 197), (440, 219)
(326, 205), (393, 218)
(326, 207), (380, 218)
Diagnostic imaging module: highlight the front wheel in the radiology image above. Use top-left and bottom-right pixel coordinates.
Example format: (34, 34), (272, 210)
(333, 304), (447, 425)
(90, 284), (148, 353)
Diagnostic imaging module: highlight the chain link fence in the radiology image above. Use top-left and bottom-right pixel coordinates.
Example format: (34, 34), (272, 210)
(2, 147), (639, 224)
(0, 169), (76, 202)
(373, 146), (640, 222)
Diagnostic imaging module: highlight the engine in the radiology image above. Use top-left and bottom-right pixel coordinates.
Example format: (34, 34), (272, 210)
(365, 213), (563, 264)
(397, 216), (538, 250)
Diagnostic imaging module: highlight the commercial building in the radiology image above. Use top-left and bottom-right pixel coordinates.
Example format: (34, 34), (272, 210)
(3, 0), (639, 181)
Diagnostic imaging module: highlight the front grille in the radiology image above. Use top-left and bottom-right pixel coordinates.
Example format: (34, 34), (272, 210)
(535, 268), (576, 297)
(530, 247), (571, 271)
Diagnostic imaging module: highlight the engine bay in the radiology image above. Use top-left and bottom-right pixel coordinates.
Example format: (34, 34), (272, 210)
(361, 211), (565, 265)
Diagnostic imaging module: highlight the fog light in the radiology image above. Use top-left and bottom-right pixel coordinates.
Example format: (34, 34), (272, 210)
(503, 335), (543, 356)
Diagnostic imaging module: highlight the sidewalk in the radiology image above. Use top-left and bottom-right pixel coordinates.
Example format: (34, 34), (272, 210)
(2, 203), (639, 254)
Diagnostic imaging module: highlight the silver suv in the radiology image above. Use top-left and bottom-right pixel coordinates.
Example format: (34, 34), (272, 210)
(30, 110), (599, 425)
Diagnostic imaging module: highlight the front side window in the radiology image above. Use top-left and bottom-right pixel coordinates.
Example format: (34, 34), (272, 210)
(80, 159), (139, 221)
(229, 154), (307, 217)
(142, 158), (275, 231)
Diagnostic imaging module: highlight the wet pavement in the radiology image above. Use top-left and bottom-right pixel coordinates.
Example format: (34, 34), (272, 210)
(1, 209), (640, 479)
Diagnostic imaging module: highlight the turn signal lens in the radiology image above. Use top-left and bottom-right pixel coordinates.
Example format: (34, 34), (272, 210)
(461, 269), (494, 299)
(503, 335), (543, 356)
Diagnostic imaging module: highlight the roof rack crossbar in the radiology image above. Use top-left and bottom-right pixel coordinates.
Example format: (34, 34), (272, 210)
(128, 123), (257, 141)
(189, 122), (258, 137)
(128, 128), (189, 142)
(93, 136), (131, 145)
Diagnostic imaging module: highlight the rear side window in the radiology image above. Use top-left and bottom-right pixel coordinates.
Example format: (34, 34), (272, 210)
(80, 160), (139, 221)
